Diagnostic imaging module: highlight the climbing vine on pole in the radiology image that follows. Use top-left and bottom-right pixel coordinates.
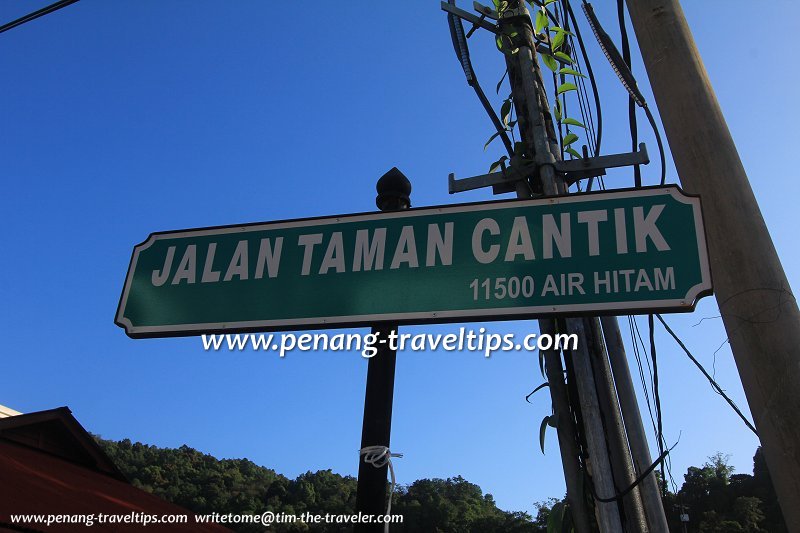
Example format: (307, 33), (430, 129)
(487, 0), (586, 171)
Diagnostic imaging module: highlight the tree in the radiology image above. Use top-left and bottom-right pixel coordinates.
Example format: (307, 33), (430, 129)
(669, 451), (784, 532)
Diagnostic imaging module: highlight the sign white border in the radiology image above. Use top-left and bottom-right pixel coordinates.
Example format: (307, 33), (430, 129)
(116, 186), (712, 338)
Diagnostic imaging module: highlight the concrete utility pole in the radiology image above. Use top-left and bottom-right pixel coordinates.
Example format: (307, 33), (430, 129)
(499, 3), (642, 531)
(355, 168), (411, 532)
(443, 2), (669, 530)
(602, 316), (670, 532)
(625, 1), (800, 529)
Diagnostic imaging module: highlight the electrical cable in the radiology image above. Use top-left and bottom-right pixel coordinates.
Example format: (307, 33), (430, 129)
(590, 438), (679, 503)
(566, 1), (602, 157)
(616, 0), (642, 188)
(648, 314), (666, 494)
(581, 2), (667, 186)
(561, 1), (597, 160)
(561, 0), (597, 159)
(632, 315), (677, 493)
(0, 0), (79, 34)
(655, 314), (759, 436)
(629, 316), (657, 436)
(447, 1), (514, 156)
(644, 105), (666, 186)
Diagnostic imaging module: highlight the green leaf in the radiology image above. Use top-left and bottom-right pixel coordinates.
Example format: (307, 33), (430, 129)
(549, 26), (574, 35)
(563, 133), (579, 146)
(551, 30), (565, 51)
(489, 155), (508, 173)
(535, 10), (548, 33)
(544, 0), (558, 5)
(562, 117), (586, 128)
(541, 53), (558, 72)
(559, 67), (587, 78)
(554, 51), (574, 64)
(539, 351), (546, 377)
(539, 416), (550, 453)
(496, 34), (519, 56)
(547, 501), (565, 533)
(500, 99), (512, 127)
(496, 68), (508, 94)
(554, 99), (562, 121)
(556, 82), (577, 95)
(484, 130), (502, 151)
(525, 382), (547, 403)
(565, 147), (582, 159)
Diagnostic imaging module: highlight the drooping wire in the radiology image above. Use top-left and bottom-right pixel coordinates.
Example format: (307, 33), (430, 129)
(580, 2), (667, 186)
(644, 106), (667, 186)
(648, 314), (667, 495)
(630, 314), (678, 493)
(446, 1), (514, 157)
(561, 0), (597, 160)
(616, 0), (641, 188)
(628, 316), (657, 435)
(562, 0), (597, 157)
(655, 314), (759, 436)
(565, 0), (602, 157)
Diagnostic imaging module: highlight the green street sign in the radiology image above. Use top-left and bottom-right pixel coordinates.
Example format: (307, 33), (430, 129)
(115, 186), (711, 338)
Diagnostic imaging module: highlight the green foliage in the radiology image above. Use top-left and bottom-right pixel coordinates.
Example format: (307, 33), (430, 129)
(561, 118), (585, 129)
(489, 155), (508, 173)
(550, 30), (566, 52)
(484, 130), (504, 151)
(541, 53), (558, 72)
(662, 449), (787, 533)
(558, 67), (585, 78)
(539, 416), (550, 453)
(534, 10), (548, 34)
(396, 476), (538, 532)
(487, 1), (589, 177)
(553, 52), (573, 65)
(556, 82), (576, 96)
(96, 437), (543, 532)
(96, 436), (789, 533)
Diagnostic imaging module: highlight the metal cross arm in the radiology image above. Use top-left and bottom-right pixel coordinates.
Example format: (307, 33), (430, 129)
(441, 1), (552, 54)
(441, 1), (498, 34)
(473, 1), (499, 20)
(449, 143), (649, 195)
(448, 158), (537, 195)
(555, 142), (650, 184)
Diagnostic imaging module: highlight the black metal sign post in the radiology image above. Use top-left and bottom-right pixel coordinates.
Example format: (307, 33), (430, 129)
(355, 168), (411, 532)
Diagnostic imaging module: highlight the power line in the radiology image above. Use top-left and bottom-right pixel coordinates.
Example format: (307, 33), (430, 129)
(0, 0), (79, 35)
(655, 314), (759, 436)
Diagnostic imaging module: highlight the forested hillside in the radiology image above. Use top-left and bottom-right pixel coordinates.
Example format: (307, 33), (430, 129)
(97, 438), (785, 532)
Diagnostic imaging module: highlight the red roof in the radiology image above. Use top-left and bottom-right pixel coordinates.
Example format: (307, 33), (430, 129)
(0, 408), (228, 532)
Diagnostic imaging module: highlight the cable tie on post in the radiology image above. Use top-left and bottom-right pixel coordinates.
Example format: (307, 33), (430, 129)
(359, 446), (403, 532)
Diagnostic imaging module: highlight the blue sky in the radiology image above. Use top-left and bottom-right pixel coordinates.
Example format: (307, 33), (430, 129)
(1, 0), (798, 517)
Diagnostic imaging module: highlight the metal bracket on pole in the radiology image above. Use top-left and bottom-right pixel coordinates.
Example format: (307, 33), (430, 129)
(448, 142), (649, 196)
(448, 158), (537, 195)
(440, 1), (498, 34)
(555, 142), (649, 184)
(473, 1), (499, 20)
